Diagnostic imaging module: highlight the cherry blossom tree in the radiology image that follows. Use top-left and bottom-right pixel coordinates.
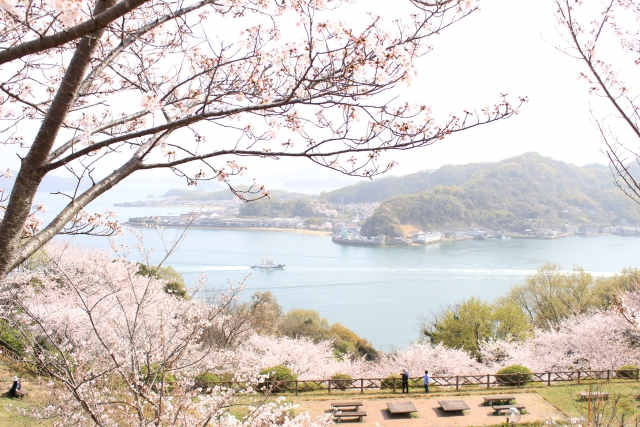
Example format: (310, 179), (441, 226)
(480, 310), (640, 372)
(0, 0), (524, 277)
(1, 241), (333, 427)
(555, 0), (640, 202)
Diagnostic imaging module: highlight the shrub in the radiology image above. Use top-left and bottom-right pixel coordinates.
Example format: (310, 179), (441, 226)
(380, 374), (401, 389)
(0, 320), (25, 356)
(140, 364), (176, 389)
(616, 364), (638, 379)
(331, 373), (353, 390)
(258, 365), (298, 393)
(297, 380), (326, 392)
(495, 364), (532, 386)
(195, 372), (221, 389)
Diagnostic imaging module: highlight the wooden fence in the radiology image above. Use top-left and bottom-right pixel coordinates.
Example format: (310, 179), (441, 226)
(199, 369), (640, 395)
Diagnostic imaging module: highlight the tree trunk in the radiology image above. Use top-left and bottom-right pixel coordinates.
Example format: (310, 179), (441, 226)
(0, 0), (115, 277)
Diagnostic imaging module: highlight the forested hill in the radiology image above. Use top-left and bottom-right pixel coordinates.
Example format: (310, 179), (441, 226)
(360, 152), (640, 237)
(321, 162), (492, 203)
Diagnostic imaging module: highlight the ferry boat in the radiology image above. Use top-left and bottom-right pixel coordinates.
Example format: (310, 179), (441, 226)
(251, 255), (285, 269)
(412, 232), (442, 244)
(331, 227), (385, 246)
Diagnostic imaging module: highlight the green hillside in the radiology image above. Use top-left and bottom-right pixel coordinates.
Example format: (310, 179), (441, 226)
(321, 162), (492, 203)
(361, 153), (640, 237)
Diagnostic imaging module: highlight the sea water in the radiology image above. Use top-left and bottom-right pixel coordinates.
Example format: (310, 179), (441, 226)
(33, 187), (640, 349)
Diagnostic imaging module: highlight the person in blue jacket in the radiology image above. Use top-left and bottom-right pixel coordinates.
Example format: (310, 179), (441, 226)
(423, 370), (430, 393)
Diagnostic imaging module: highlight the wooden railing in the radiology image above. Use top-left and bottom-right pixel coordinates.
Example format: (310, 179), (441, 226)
(199, 369), (640, 395)
(0, 343), (39, 375)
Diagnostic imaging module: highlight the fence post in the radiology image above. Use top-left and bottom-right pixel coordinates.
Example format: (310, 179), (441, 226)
(361, 378), (364, 394)
(393, 377), (396, 393)
(487, 374), (490, 389)
(577, 370), (581, 385)
(295, 380), (298, 395)
(455, 375), (459, 391)
(607, 370), (610, 383)
(636, 369), (639, 382)
(547, 372), (551, 387)
(517, 372), (521, 388)
(328, 379), (331, 394)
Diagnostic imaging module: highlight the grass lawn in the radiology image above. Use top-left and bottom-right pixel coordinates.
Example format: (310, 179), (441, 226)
(537, 380), (640, 423)
(0, 363), (47, 427)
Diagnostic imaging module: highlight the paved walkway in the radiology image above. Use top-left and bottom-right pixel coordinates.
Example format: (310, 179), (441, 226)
(298, 393), (563, 426)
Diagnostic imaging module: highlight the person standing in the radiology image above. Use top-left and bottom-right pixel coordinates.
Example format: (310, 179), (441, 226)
(401, 369), (409, 393)
(423, 370), (430, 394)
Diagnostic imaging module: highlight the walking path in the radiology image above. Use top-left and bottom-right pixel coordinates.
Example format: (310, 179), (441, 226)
(298, 393), (563, 426)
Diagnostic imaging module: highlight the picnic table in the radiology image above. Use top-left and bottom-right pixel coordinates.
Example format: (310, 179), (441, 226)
(331, 402), (366, 422)
(386, 401), (417, 415)
(438, 400), (470, 413)
(333, 411), (366, 422)
(579, 391), (610, 401)
(493, 404), (526, 414)
(331, 402), (363, 411)
(483, 395), (516, 405)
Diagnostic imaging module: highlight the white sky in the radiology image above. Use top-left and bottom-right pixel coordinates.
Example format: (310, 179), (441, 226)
(226, 0), (631, 184)
(5, 0), (635, 188)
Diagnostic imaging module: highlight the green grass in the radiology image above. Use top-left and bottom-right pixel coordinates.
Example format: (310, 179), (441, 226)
(0, 363), (47, 427)
(537, 380), (640, 422)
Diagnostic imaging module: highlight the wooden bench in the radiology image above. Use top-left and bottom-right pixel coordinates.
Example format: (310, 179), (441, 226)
(331, 402), (363, 411)
(333, 411), (366, 422)
(492, 404), (525, 414)
(386, 402), (417, 415)
(483, 395), (515, 405)
(438, 400), (470, 413)
(579, 392), (609, 401)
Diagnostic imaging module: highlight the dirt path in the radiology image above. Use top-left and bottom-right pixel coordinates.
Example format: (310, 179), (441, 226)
(297, 393), (563, 426)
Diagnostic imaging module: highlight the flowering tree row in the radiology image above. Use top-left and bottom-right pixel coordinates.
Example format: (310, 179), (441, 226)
(225, 310), (640, 380)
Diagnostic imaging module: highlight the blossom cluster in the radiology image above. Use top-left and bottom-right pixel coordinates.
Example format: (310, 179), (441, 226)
(218, 310), (640, 380)
(0, 242), (331, 427)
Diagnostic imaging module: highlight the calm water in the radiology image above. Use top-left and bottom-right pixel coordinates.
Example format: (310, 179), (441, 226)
(34, 187), (640, 349)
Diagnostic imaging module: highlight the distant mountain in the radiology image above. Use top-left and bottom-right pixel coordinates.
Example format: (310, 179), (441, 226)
(282, 177), (353, 191)
(162, 187), (309, 201)
(360, 153), (640, 237)
(1, 171), (91, 194)
(321, 162), (492, 203)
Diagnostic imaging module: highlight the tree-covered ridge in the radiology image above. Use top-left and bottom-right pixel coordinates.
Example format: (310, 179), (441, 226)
(361, 153), (640, 236)
(322, 161), (492, 203)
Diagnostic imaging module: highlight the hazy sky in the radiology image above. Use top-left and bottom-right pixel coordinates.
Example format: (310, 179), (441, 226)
(225, 0), (630, 183)
(5, 0), (633, 187)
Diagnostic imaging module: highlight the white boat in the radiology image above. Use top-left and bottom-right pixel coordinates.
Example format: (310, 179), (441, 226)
(251, 255), (285, 269)
(413, 232), (442, 244)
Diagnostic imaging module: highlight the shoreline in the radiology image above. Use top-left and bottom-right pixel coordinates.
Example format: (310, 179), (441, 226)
(123, 223), (333, 236)
(123, 223), (636, 243)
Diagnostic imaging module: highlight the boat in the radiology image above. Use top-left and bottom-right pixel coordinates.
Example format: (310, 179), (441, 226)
(331, 227), (385, 246)
(387, 237), (410, 246)
(413, 232), (442, 244)
(251, 255), (285, 269)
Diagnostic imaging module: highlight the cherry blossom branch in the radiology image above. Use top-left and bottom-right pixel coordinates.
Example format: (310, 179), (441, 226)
(0, 0), (152, 65)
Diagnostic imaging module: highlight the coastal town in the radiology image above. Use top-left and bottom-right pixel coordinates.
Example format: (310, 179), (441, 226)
(125, 206), (640, 248)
